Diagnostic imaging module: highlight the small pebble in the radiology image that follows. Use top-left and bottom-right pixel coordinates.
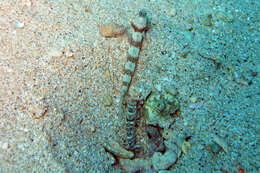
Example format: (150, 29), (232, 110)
(89, 126), (96, 133)
(161, 50), (167, 55)
(0, 142), (9, 150)
(28, 99), (48, 119)
(168, 8), (176, 17)
(99, 23), (126, 38)
(64, 49), (74, 57)
(251, 72), (258, 77)
(103, 93), (113, 106)
(166, 87), (178, 96)
(156, 84), (162, 92)
(216, 11), (234, 23)
(171, 51), (176, 60)
(181, 141), (191, 154)
(210, 143), (222, 153)
(201, 14), (213, 26)
(48, 47), (63, 58)
(22, 0), (32, 7)
(190, 95), (198, 103)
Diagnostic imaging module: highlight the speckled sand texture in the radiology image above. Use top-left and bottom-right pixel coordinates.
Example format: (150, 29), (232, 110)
(0, 0), (259, 172)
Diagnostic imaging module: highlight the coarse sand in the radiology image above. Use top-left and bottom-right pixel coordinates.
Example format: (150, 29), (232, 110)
(0, 0), (259, 172)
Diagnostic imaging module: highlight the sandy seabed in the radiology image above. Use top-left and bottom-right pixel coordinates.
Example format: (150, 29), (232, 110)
(0, 0), (259, 172)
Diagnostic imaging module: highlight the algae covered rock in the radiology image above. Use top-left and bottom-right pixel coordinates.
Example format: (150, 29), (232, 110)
(144, 90), (179, 128)
(103, 139), (134, 159)
(120, 158), (153, 172)
(151, 150), (177, 170)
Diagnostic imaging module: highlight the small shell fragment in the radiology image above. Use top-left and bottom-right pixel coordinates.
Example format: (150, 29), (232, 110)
(48, 47), (63, 58)
(181, 141), (191, 154)
(213, 135), (228, 153)
(64, 49), (74, 57)
(99, 23), (126, 38)
(103, 93), (113, 106)
(22, 0), (32, 7)
(13, 21), (24, 29)
(0, 142), (9, 150)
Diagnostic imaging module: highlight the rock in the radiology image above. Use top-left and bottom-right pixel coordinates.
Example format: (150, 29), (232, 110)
(144, 91), (179, 128)
(103, 139), (134, 159)
(152, 149), (177, 170)
(120, 158), (153, 172)
(99, 23), (126, 38)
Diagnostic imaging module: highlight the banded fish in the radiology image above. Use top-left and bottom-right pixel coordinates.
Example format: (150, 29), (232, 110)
(118, 10), (149, 116)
